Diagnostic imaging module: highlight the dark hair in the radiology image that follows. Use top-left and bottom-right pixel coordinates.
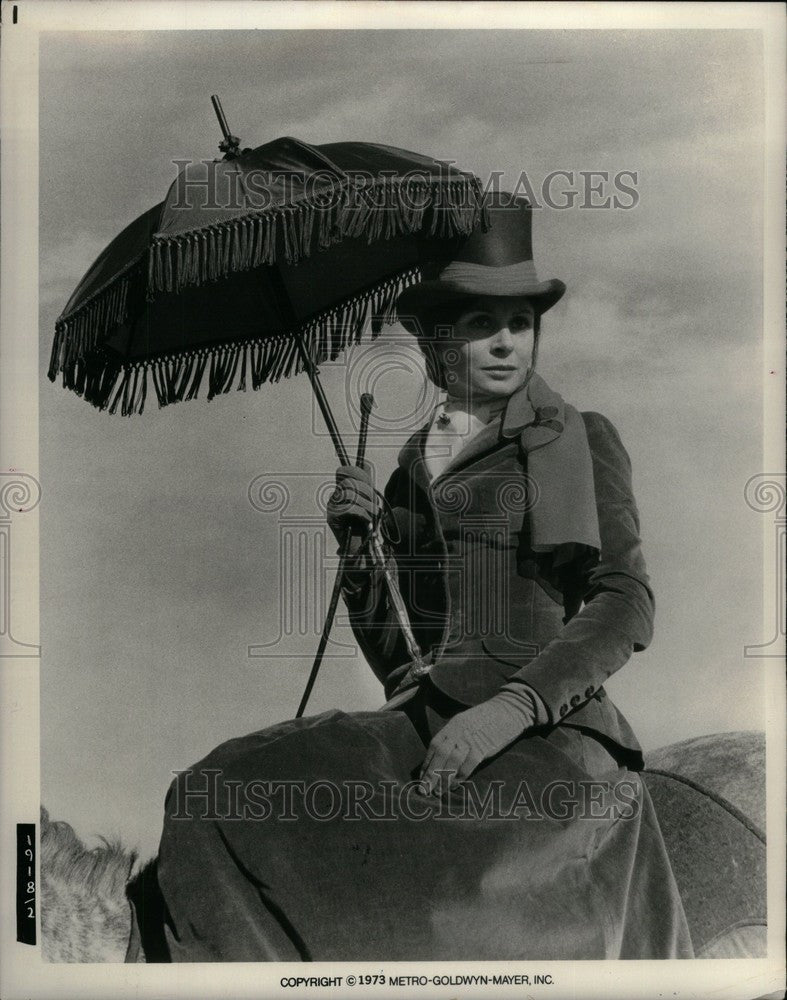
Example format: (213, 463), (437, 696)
(409, 299), (542, 391)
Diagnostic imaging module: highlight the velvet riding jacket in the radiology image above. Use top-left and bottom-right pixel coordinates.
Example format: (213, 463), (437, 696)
(340, 396), (654, 772)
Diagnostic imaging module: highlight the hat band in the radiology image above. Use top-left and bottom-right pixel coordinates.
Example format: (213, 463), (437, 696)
(432, 259), (541, 294)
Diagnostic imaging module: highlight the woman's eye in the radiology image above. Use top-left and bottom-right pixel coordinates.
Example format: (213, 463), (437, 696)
(468, 314), (492, 329)
(510, 314), (533, 331)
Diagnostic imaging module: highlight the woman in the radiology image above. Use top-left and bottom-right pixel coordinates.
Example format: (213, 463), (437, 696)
(155, 195), (693, 962)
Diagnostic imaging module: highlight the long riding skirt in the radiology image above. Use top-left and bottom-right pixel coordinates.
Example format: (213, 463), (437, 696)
(156, 681), (693, 961)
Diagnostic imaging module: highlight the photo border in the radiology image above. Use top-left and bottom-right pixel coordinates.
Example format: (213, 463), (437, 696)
(1, 3), (784, 998)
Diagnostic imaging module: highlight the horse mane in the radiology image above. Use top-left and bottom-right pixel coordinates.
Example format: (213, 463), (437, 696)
(40, 806), (139, 962)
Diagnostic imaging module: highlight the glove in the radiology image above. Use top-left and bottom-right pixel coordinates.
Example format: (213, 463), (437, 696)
(326, 462), (379, 550)
(419, 685), (542, 794)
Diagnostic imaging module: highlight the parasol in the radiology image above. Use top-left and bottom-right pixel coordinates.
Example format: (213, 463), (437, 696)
(48, 97), (487, 709)
(48, 99), (485, 417)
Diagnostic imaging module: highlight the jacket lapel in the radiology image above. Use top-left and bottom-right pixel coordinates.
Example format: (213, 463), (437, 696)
(397, 423), (433, 495)
(429, 419), (505, 484)
(397, 414), (508, 491)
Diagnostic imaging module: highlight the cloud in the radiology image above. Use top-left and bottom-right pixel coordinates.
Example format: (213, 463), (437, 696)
(39, 230), (111, 312)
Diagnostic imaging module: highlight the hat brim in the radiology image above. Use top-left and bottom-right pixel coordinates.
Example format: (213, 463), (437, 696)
(396, 276), (566, 333)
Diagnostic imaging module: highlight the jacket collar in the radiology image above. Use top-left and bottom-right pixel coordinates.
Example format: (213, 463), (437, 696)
(396, 372), (566, 492)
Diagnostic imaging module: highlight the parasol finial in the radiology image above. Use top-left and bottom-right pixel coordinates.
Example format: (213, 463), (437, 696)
(211, 94), (244, 160)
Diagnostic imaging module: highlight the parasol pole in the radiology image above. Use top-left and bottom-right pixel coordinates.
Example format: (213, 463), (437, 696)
(292, 332), (351, 465)
(291, 330), (430, 683)
(296, 393), (374, 717)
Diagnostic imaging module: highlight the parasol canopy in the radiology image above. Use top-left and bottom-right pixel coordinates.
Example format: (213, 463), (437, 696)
(48, 135), (486, 415)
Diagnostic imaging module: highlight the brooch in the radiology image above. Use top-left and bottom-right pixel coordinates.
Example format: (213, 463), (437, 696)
(436, 412), (451, 428)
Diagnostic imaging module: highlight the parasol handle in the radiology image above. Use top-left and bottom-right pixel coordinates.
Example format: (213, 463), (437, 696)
(292, 331), (429, 685)
(295, 393), (375, 718)
(356, 391), (373, 466)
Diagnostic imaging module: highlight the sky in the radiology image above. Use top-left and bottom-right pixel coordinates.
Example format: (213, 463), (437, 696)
(38, 28), (769, 858)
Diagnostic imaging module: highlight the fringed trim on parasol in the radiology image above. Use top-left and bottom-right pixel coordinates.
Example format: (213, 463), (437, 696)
(48, 177), (486, 393)
(47, 255), (147, 385)
(147, 177), (486, 297)
(50, 267), (421, 417)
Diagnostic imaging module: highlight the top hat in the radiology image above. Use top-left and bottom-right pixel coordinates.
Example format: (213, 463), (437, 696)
(396, 192), (566, 326)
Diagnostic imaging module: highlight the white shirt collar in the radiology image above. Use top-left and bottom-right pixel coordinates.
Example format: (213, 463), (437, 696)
(424, 395), (507, 479)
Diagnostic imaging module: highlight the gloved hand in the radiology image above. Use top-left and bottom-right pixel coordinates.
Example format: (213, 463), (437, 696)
(419, 686), (539, 794)
(326, 462), (379, 549)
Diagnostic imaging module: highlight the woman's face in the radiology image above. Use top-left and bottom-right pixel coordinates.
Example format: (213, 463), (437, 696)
(435, 295), (537, 400)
